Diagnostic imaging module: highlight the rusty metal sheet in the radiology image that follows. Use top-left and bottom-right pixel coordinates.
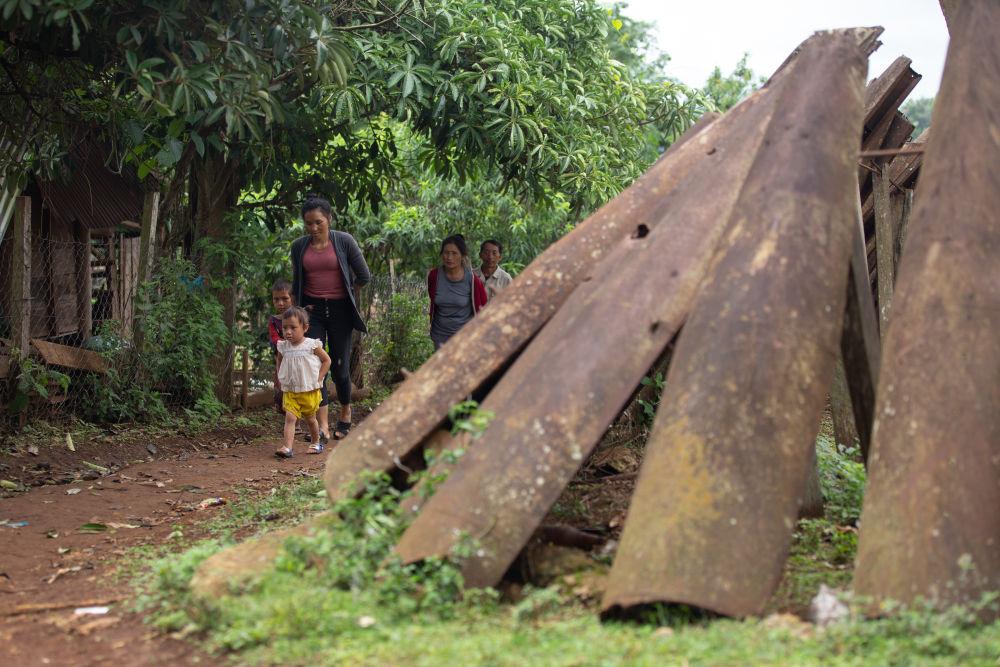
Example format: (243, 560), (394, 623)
(323, 95), (757, 502)
(853, 0), (1000, 612)
(393, 64), (788, 587)
(602, 30), (868, 618)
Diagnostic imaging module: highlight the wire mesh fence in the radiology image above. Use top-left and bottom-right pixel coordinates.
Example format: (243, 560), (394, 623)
(1, 223), (432, 434)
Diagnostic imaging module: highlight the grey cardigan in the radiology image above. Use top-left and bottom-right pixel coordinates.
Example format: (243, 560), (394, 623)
(291, 230), (371, 333)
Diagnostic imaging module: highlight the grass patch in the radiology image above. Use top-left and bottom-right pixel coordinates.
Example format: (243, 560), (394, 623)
(130, 421), (1000, 665)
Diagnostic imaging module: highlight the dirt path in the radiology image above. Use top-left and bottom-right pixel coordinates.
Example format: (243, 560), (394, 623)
(0, 425), (331, 667)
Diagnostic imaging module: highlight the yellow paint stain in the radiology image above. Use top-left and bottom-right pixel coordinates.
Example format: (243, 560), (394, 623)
(651, 417), (722, 541)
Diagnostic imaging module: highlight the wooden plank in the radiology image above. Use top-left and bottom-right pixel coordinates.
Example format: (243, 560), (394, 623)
(136, 191), (159, 286)
(840, 202), (881, 463)
(30, 338), (107, 373)
(602, 31), (869, 618)
(10, 196), (30, 354)
(873, 169), (896, 329)
(830, 355), (860, 449)
(75, 226), (92, 340)
(854, 0), (1000, 612)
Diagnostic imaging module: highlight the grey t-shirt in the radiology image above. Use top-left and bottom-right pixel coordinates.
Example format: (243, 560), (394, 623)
(431, 269), (474, 345)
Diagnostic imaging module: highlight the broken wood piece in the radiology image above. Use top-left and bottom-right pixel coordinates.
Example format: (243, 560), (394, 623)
(602, 29), (868, 619)
(840, 201), (882, 463)
(394, 54), (791, 587)
(853, 0), (1000, 614)
(3, 597), (123, 617)
(30, 339), (107, 373)
(872, 170), (897, 330)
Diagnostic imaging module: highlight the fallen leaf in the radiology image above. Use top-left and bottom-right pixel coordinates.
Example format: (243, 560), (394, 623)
(79, 523), (108, 534)
(46, 531), (59, 539)
(45, 566), (82, 584)
(197, 497), (225, 510)
(146, 443), (158, 455)
(82, 461), (109, 475)
(27, 444), (39, 456)
(106, 523), (140, 530)
(66, 434), (76, 452)
(66, 488), (82, 495)
(1, 480), (20, 491)
(57, 547), (72, 555)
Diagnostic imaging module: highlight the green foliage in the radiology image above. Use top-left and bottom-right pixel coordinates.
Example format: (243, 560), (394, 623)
(815, 433), (866, 525)
(365, 289), (435, 385)
(637, 371), (665, 428)
(901, 96), (933, 138)
(5, 350), (70, 416)
(702, 54), (764, 112)
(448, 399), (495, 439)
(139, 471), (473, 654)
(134, 256), (229, 418)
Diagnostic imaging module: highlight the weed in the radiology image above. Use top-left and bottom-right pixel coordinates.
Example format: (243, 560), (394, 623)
(815, 433), (866, 524)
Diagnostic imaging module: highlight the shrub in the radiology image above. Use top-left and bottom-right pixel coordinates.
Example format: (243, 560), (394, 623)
(366, 289), (434, 385)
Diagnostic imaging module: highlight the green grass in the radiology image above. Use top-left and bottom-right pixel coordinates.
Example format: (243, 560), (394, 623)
(130, 430), (1000, 666)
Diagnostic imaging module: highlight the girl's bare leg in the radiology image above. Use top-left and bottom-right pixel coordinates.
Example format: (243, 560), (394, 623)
(306, 414), (320, 444)
(282, 411), (297, 453)
(317, 403), (329, 437)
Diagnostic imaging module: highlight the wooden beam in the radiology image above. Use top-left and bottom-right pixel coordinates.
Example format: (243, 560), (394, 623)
(840, 201), (882, 463)
(74, 226), (92, 340)
(873, 169), (896, 329)
(137, 191), (159, 286)
(30, 338), (106, 373)
(9, 196), (31, 355)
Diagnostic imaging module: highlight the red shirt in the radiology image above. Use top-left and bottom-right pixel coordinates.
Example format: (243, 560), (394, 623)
(303, 243), (346, 299)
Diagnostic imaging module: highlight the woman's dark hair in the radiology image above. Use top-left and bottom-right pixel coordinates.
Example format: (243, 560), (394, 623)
(440, 234), (468, 257)
(301, 195), (332, 220)
(281, 305), (310, 328)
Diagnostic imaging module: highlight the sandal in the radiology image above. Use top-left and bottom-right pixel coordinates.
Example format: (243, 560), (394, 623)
(307, 432), (329, 454)
(274, 447), (294, 459)
(333, 421), (352, 440)
(307, 443), (324, 454)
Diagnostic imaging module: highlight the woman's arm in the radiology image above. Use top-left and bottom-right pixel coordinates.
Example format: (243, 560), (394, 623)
(343, 233), (371, 286)
(313, 346), (332, 384)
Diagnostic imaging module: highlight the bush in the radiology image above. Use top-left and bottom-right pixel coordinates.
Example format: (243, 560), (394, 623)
(366, 289), (434, 385)
(816, 433), (866, 525)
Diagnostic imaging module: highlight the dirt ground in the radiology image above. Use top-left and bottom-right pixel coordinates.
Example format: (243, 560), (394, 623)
(0, 408), (642, 667)
(0, 412), (330, 667)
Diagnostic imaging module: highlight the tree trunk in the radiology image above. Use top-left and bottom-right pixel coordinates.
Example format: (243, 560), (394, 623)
(192, 153), (240, 404)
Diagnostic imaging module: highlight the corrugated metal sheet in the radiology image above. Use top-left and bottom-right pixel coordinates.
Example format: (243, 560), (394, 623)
(36, 144), (144, 232)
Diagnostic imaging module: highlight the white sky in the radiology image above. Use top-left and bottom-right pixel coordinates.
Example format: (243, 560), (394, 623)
(618, 0), (948, 100)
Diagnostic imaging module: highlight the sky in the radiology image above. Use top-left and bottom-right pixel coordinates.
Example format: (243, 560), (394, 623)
(619, 0), (948, 100)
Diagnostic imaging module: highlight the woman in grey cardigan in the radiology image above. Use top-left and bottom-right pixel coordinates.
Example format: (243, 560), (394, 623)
(290, 196), (370, 446)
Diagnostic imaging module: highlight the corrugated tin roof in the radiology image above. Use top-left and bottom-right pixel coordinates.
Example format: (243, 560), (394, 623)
(37, 144), (145, 232)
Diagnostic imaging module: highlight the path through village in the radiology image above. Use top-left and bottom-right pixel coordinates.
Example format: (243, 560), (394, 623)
(0, 415), (328, 667)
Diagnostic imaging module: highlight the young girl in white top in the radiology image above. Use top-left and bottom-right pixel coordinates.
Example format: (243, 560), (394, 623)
(275, 306), (332, 458)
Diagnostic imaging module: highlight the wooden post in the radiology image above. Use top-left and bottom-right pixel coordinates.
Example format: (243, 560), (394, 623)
(74, 226), (92, 340)
(892, 188), (914, 271)
(137, 191), (159, 286)
(839, 200), (882, 463)
(829, 355), (859, 449)
(241, 348), (250, 409)
(873, 168), (896, 331)
(133, 192), (159, 344)
(10, 196), (31, 355)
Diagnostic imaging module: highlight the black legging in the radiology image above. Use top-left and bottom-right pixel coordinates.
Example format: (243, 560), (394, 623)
(302, 296), (354, 406)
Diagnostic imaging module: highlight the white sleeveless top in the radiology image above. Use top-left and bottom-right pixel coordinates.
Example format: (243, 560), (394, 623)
(277, 338), (323, 392)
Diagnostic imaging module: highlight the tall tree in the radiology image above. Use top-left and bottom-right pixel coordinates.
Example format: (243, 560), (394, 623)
(1, 0), (706, 398)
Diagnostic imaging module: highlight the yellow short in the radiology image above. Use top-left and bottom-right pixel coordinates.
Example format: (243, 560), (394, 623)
(282, 389), (321, 419)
